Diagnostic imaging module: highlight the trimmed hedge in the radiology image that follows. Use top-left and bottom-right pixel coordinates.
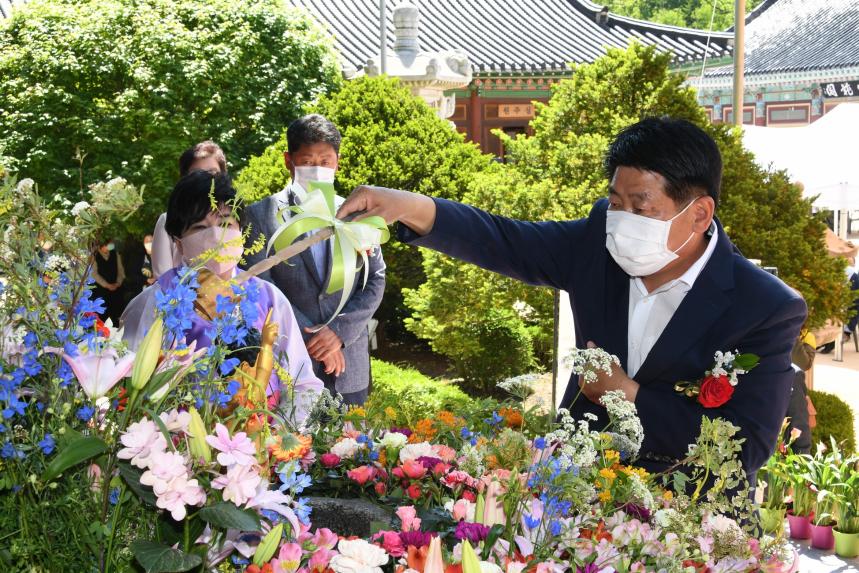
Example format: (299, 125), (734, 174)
(809, 389), (856, 454)
(366, 359), (475, 426)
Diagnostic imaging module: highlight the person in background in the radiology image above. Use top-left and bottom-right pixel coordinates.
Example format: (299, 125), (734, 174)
(141, 234), (155, 286)
(786, 326), (816, 453)
(242, 114), (385, 406)
(844, 256), (859, 341)
(150, 141), (228, 279)
(91, 240), (125, 324)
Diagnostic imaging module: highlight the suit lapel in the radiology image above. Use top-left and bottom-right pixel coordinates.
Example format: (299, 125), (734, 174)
(632, 220), (735, 384)
(277, 189), (323, 289)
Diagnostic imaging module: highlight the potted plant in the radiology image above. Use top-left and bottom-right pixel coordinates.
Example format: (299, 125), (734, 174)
(832, 455), (859, 558)
(784, 452), (814, 540)
(806, 441), (841, 550)
(758, 423), (790, 535)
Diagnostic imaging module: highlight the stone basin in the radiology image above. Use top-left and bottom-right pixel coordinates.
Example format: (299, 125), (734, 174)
(307, 496), (393, 537)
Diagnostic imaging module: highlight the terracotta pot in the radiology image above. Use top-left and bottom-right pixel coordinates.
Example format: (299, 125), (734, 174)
(833, 529), (859, 558)
(810, 523), (835, 550)
(786, 511), (811, 540)
(759, 507), (786, 535)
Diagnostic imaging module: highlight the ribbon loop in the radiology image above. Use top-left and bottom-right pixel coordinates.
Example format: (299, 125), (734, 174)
(267, 181), (390, 325)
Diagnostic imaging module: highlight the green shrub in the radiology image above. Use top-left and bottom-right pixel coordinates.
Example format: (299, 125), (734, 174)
(0, 0), (341, 236)
(366, 358), (475, 426)
(809, 390), (856, 454)
(237, 76), (499, 336)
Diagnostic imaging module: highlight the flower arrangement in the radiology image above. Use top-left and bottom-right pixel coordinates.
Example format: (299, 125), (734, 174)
(0, 175), (801, 572)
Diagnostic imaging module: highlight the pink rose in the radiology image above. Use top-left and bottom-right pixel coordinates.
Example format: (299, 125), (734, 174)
(320, 453), (341, 468)
(400, 459), (428, 480)
(373, 530), (405, 557)
(347, 465), (375, 486)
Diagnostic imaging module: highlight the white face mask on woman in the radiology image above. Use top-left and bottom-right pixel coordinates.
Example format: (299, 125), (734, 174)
(180, 226), (243, 277)
(605, 199), (697, 277)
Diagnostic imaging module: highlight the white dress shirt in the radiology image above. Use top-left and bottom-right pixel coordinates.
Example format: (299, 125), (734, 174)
(627, 222), (719, 377)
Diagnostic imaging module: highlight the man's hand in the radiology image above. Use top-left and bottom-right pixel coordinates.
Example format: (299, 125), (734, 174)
(579, 341), (639, 404)
(321, 348), (346, 377)
(305, 325), (343, 362)
(336, 185), (437, 236)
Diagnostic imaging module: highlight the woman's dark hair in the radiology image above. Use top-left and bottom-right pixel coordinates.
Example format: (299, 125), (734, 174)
(604, 117), (722, 207)
(165, 170), (237, 239)
(178, 140), (227, 177)
(286, 114), (341, 154)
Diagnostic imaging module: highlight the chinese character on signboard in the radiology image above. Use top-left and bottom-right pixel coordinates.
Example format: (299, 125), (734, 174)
(820, 80), (859, 99)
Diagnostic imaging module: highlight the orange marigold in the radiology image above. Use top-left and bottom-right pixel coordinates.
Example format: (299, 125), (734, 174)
(498, 407), (523, 428)
(410, 418), (437, 442)
(437, 410), (458, 428)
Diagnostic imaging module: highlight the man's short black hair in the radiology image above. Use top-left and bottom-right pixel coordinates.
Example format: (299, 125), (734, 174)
(165, 170), (237, 239)
(286, 114), (341, 154)
(604, 117), (722, 207)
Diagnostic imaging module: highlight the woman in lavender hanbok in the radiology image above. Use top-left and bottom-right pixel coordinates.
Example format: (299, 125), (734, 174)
(122, 170), (323, 427)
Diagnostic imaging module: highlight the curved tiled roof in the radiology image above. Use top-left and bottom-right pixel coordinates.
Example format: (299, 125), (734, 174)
(707, 0), (859, 77)
(285, 0), (733, 74)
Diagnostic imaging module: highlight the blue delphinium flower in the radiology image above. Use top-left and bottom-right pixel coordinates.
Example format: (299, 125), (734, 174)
(154, 266), (199, 343)
(534, 436), (546, 450)
(235, 280), (261, 325)
(38, 434), (56, 455)
(57, 359), (75, 388)
(76, 405), (95, 422)
(1, 441), (24, 460)
(279, 470), (312, 495)
(219, 357), (240, 376)
(109, 487), (120, 505)
(294, 497), (312, 524)
(1, 389), (26, 419)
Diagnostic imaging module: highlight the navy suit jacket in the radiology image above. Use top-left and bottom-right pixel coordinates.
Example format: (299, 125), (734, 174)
(401, 197), (807, 479)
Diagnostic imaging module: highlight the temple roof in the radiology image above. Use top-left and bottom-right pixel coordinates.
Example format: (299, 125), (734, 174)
(285, 0), (733, 74)
(705, 0), (859, 77)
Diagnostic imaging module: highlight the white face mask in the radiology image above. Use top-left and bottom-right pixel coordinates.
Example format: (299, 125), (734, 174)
(293, 166), (335, 199)
(605, 200), (697, 277)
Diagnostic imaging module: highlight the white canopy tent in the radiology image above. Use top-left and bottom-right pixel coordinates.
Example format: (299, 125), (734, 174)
(742, 103), (859, 227)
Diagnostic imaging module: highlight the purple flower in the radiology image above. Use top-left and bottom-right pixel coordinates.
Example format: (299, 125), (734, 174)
(416, 456), (443, 470)
(454, 521), (490, 544)
(577, 564), (600, 573)
(621, 502), (651, 522)
(399, 529), (434, 548)
(390, 427), (412, 438)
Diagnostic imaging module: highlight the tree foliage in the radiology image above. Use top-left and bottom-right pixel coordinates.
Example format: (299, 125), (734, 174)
(236, 76), (498, 333)
(607, 0), (764, 31)
(0, 0), (341, 235)
(406, 44), (850, 388)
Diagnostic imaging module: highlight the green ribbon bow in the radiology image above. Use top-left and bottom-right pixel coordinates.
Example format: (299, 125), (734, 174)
(267, 181), (390, 326)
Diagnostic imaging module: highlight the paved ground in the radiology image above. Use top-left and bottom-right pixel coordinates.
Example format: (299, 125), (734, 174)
(811, 339), (859, 446)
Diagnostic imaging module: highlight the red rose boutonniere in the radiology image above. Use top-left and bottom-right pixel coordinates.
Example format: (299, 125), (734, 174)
(675, 350), (759, 408)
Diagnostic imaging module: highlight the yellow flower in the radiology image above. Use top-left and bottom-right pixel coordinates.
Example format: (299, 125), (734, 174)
(384, 406), (397, 420)
(348, 406), (366, 418)
(598, 490), (612, 503)
(599, 468), (617, 481)
(603, 449), (620, 465)
(663, 490), (674, 501)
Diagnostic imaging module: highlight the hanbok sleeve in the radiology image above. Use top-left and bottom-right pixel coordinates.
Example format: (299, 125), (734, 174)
(151, 213), (178, 279)
(120, 284), (158, 351)
(263, 281), (324, 428)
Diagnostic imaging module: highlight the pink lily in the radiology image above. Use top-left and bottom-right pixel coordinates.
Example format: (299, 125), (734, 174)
(62, 349), (136, 399)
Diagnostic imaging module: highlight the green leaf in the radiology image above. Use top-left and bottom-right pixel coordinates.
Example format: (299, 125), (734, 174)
(733, 353), (760, 370)
(198, 502), (261, 531)
(43, 435), (108, 481)
(130, 541), (202, 573)
(117, 462), (157, 506)
(253, 523), (283, 566)
(481, 524), (506, 560)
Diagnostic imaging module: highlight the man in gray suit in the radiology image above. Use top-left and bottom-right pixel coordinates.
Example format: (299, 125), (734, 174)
(242, 115), (385, 404)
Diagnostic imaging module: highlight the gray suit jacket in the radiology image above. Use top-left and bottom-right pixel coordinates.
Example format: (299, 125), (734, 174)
(241, 187), (386, 394)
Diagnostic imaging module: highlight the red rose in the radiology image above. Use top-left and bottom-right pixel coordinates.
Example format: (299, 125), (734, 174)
(697, 374), (734, 408)
(406, 484), (422, 500)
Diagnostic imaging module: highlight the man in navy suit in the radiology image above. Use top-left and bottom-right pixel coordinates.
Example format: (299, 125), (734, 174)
(338, 117), (806, 482)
